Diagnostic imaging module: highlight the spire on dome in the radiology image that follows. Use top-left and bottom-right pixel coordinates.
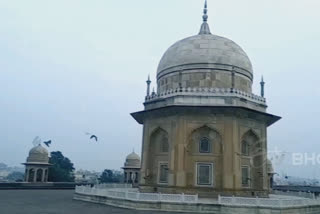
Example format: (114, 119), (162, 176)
(203, 0), (208, 22)
(199, 0), (211, 35)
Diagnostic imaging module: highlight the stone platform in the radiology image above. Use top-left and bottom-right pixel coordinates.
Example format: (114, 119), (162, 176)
(73, 186), (320, 214)
(0, 189), (167, 214)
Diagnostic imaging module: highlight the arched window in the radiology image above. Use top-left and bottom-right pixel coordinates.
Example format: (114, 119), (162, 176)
(160, 136), (169, 153)
(199, 137), (211, 153)
(241, 140), (249, 156)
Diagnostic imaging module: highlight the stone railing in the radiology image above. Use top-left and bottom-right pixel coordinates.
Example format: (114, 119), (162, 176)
(75, 185), (320, 207)
(218, 195), (320, 208)
(75, 185), (198, 203)
(145, 87), (266, 104)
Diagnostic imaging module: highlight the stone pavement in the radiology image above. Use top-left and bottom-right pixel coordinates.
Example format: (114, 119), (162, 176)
(0, 190), (186, 214)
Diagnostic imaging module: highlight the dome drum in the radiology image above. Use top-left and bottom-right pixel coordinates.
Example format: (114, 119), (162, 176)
(26, 155), (49, 163)
(157, 63), (253, 81)
(123, 159), (141, 169)
(157, 68), (252, 95)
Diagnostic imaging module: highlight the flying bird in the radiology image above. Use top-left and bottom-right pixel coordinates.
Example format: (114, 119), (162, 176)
(43, 140), (52, 147)
(90, 135), (98, 142)
(85, 132), (98, 142)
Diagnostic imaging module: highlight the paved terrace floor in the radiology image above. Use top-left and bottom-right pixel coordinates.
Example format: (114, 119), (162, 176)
(0, 189), (192, 214)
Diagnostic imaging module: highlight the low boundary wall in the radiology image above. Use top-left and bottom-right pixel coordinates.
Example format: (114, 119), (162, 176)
(0, 182), (88, 190)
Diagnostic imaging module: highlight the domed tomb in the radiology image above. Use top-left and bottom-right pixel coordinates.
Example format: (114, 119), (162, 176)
(122, 151), (141, 186)
(22, 144), (51, 183)
(131, 1), (281, 197)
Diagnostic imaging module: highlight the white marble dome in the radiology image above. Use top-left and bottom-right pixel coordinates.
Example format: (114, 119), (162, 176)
(26, 144), (49, 163)
(124, 152), (141, 168)
(155, 6), (254, 94)
(157, 34), (252, 78)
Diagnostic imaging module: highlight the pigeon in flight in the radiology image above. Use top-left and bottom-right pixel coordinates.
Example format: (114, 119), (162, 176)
(90, 135), (98, 142)
(85, 132), (98, 142)
(43, 140), (52, 147)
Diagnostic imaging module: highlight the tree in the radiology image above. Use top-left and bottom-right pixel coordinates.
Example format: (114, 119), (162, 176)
(48, 151), (75, 182)
(7, 171), (24, 182)
(99, 169), (122, 183)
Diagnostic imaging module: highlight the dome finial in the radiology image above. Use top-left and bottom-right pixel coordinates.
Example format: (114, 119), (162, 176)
(199, 0), (211, 35)
(203, 0), (208, 22)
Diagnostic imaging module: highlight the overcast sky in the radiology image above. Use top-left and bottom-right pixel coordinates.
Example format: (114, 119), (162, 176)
(0, 0), (319, 178)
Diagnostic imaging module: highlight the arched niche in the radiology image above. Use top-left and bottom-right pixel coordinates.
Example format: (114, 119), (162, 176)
(186, 126), (222, 155)
(240, 129), (264, 189)
(36, 169), (43, 182)
(185, 126), (223, 188)
(241, 129), (260, 156)
(146, 127), (169, 185)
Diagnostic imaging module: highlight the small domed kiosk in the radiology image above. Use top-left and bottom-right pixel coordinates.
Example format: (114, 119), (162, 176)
(122, 151), (141, 187)
(267, 159), (275, 191)
(22, 144), (51, 182)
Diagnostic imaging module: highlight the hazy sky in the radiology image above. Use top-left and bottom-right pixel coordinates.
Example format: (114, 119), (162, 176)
(0, 0), (319, 178)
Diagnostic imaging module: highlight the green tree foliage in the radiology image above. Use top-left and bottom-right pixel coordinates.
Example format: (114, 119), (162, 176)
(99, 169), (123, 183)
(48, 151), (75, 182)
(7, 171), (24, 182)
